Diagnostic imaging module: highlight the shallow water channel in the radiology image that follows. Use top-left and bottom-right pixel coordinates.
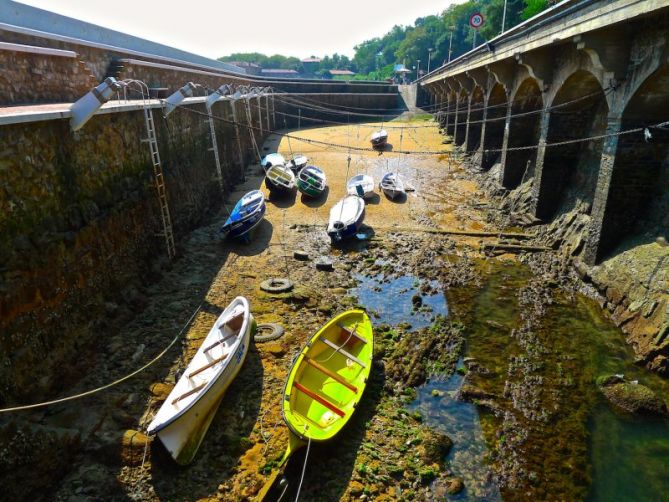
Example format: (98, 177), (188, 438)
(351, 261), (669, 500)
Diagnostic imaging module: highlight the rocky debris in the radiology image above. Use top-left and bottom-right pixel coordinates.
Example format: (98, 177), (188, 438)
(121, 429), (151, 466)
(598, 376), (668, 416)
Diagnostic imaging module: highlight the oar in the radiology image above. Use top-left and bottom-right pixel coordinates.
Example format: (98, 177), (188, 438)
(255, 431), (306, 501)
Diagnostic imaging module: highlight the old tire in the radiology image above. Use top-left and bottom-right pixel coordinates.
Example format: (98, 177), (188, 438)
(254, 323), (285, 343)
(260, 278), (294, 293)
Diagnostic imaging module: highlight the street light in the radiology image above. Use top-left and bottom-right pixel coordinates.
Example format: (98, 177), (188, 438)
(70, 77), (122, 131)
(427, 48), (434, 74)
(448, 26), (456, 63)
(416, 59), (421, 80)
(164, 82), (196, 116)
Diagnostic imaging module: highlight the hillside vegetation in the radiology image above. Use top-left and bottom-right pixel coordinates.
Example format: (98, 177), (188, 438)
(219, 0), (556, 79)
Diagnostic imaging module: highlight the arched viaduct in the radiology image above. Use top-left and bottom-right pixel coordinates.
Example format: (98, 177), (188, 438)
(420, 0), (669, 265)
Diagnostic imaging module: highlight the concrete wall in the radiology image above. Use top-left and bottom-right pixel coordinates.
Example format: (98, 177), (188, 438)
(0, 42), (97, 105)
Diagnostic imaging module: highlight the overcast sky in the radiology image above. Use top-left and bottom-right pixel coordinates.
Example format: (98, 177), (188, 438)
(17, 0), (455, 59)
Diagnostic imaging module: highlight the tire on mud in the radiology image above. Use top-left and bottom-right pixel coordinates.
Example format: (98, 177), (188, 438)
(254, 322), (285, 343)
(260, 278), (294, 293)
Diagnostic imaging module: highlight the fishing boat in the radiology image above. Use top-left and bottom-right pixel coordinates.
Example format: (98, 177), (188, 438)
(261, 152), (286, 169)
(327, 194), (365, 243)
(288, 153), (309, 173)
(346, 174), (375, 199)
(370, 129), (388, 149)
(379, 172), (405, 200)
(219, 190), (266, 239)
(265, 163), (297, 193)
(296, 165), (327, 198)
(147, 296), (253, 465)
(256, 309), (373, 500)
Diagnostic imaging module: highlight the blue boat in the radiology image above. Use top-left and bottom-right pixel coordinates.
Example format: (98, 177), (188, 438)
(327, 195), (365, 243)
(220, 190), (266, 240)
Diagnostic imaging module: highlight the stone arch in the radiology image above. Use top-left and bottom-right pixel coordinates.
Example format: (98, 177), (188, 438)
(453, 88), (469, 146)
(502, 77), (543, 188)
(465, 86), (485, 152)
(481, 82), (508, 170)
(535, 69), (609, 220)
(596, 63), (669, 260)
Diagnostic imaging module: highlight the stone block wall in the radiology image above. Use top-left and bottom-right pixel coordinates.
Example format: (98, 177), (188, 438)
(0, 100), (263, 405)
(0, 46), (97, 105)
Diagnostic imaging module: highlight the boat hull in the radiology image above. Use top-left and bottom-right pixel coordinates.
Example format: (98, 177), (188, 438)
(221, 204), (265, 239)
(327, 195), (365, 243)
(282, 309), (373, 442)
(148, 298), (253, 465)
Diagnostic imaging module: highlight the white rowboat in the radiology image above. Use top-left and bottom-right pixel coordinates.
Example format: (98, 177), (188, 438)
(147, 296), (253, 464)
(346, 174), (375, 199)
(379, 172), (405, 200)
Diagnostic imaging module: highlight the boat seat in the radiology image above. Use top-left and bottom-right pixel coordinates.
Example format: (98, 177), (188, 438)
(303, 356), (358, 393)
(203, 330), (238, 353)
(294, 382), (345, 417)
(355, 184), (365, 197)
(336, 323), (367, 345)
(319, 338), (366, 368)
(188, 353), (229, 378)
(171, 382), (206, 405)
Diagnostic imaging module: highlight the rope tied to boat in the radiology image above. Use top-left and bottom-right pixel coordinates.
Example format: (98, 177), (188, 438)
(0, 304), (202, 413)
(294, 436), (311, 502)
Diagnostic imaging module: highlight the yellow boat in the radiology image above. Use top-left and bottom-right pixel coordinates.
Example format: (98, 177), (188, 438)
(256, 309), (373, 500)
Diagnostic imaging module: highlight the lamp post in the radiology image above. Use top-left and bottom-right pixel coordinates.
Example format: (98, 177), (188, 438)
(416, 59), (421, 80)
(448, 26), (456, 63)
(70, 77), (121, 131)
(501, 0), (508, 33)
(427, 48), (433, 74)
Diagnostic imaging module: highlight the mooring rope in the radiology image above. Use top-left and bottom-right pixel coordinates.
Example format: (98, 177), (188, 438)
(294, 437), (312, 502)
(0, 304), (202, 413)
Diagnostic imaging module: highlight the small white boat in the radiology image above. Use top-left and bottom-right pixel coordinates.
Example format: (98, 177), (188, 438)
(147, 297), (253, 465)
(370, 130), (388, 149)
(261, 152), (286, 169)
(265, 164), (297, 192)
(379, 172), (405, 200)
(288, 153), (308, 173)
(347, 174), (375, 199)
(327, 195), (365, 243)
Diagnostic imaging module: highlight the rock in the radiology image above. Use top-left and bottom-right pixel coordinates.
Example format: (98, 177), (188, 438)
(445, 477), (464, 495)
(349, 481), (364, 496)
(315, 257), (334, 271)
(293, 250), (309, 261)
(598, 378), (667, 416)
(419, 430), (452, 464)
(149, 382), (174, 401)
(121, 430), (150, 466)
(457, 383), (495, 401)
(264, 342), (286, 358)
(657, 236), (668, 247)
(411, 294), (423, 308)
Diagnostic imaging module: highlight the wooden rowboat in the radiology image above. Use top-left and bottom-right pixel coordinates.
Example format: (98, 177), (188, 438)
(297, 165), (327, 198)
(256, 309), (373, 499)
(147, 297), (253, 465)
(265, 164), (296, 193)
(346, 174), (375, 199)
(370, 129), (388, 149)
(379, 172), (405, 200)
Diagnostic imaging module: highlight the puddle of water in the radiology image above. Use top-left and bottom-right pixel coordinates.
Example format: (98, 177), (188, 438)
(351, 273), (447, 328)
(410, 370), (502, 501)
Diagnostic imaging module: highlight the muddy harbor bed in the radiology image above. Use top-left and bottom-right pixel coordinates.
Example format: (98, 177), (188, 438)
(2, 119), (669, 501)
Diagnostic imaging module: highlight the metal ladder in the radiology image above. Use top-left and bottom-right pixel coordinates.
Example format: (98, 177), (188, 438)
(142, 107), (176, 259)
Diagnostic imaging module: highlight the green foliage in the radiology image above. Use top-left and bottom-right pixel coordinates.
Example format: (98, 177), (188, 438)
(523, 0), (551, 19)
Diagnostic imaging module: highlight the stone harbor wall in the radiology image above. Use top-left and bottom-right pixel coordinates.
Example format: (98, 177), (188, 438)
(0, 99), (259, 406)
